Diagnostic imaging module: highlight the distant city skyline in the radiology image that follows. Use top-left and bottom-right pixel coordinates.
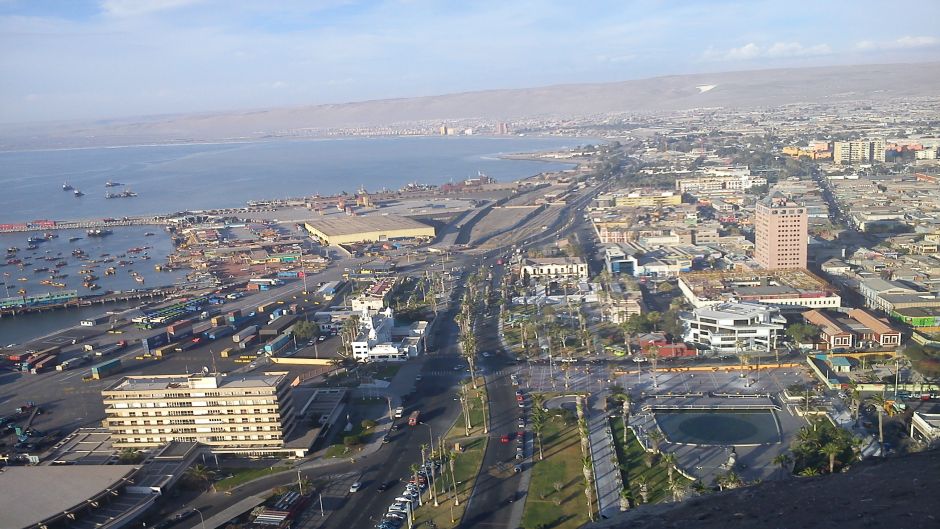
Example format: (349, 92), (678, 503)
(1, 0), (939, 123)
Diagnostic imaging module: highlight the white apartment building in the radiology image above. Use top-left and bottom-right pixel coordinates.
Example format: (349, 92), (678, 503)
(680, 302), (786, 355)
(102, 372), (302, 457)
(833, 139), (886, 164)
(351, 307), (426, 362)
(521, 257), (589, 281)
(675, 166), (767, 196)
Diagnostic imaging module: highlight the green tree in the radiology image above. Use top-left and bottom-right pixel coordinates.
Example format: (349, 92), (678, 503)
(821, 442), (841, 474)
(786, 323), (820, 346)
(292, 320), (319, 341)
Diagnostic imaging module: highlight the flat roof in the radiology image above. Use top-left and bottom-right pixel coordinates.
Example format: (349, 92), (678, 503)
(304, 215), (432, 237)
(0, 466), (138, 529)
(108, 372), (287, 392)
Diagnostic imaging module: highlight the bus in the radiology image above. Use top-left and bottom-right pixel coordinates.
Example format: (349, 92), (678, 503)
(408, 410), (420, 426)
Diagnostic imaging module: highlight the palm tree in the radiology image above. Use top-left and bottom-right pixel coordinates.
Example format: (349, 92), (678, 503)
(798, 467), (820, 477)
(619, 488), (631, 511)
(622, 395), (631, 444)
(772, 453), (792, 478)
(717, 471), (742, 491)
(184, 464), (214, 488)
(821, 443), (841, 474)
(869, 394), (892, 457)
(667, 478), (687, 503)
(531, 394), (546, 460)
(661, 452), (677, 483)
(647, 429), (664, 454)
(635, 476), (650, 504)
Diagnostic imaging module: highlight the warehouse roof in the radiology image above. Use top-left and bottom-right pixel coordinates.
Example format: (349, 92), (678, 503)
(304, 215), (432, 237)
(0, 465), (139, 529)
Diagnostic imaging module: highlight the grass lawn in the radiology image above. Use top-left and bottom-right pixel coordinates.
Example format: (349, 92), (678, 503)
(610, 418), (691, 505)
(324, 419), (376, 458)
(411, 436), (487, 529)
(214, 466), (289, 491)
(520, 416), (591, 529)
(451, 378), (488, 437)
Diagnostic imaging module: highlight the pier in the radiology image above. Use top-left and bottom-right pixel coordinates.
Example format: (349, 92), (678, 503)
(0, 216), (167, 233)
(0, 287), (177, 318)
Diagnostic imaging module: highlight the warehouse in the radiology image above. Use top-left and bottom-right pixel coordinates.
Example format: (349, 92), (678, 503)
(303, 215), (435, 245)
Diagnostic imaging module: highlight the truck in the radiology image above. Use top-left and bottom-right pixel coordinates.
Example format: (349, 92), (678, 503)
(408, 410), (420, 426)
(141, 332), (169, 354)
(205, 325), (235, 341)
(263, 332), (292, 354)
(31, 355), (58, 374)
(91, 358), (122, 380)
(211, 315), (226, 326)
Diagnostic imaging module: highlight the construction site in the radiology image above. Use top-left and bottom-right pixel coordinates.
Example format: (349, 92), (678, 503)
(678, 268), (842, 310)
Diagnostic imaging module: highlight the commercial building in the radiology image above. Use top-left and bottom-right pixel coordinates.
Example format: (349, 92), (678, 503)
(351, 307), (427, 362)
(521, 257), (589, 281)
(678, 269), (841, 310)
(680, 302), (787, 355)
(674, 166), (767, 196)
(350, 278), (398, 315)
(594, 190), (682, 208)
(803, 308), (902, 350)
(754, 193), (807, 270)
(102, 372), (303, 457)
(833, 139), (886, 164)
(304, 215), (435, 245)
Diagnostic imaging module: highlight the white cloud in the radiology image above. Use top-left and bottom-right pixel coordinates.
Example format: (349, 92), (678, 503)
(856, 35), (939, 50)
(100, 0), (206, 17)
(766, 42), (832, 57)
(703, 41), (830, 61)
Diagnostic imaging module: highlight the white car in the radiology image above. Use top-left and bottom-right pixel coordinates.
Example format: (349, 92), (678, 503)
(349, 481), (362, 493)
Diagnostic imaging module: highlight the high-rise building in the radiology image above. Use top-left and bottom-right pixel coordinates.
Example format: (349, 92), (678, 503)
(102, 372), (300, 456)
(833, 139), (886, 164)
(754, 193), (807, 270)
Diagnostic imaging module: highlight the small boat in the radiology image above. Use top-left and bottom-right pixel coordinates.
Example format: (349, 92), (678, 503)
(144, 232), (155, 237)
(105, 267), (116, 275)
(74, 189), (84, 197)
(68, 236), (82, 242)
(105, 180), (122, 187)
(33, 267), (49, 273)
(40, 279), (54, 286)
(62, 182), (74, 191)
(55, 261), (67, 267)
(52, 282), (66, 288)
(26, 244), (38, 250)
(83, 274), (99, 281)
(135, 275), (145, 283)
(88, 284), (101, 291)
(44, 232), (58, 239)
(7, 247), (19, 254)
(86, 229), (112, 237)
(18, 277), (28, 282)
(26, 236), (44, 244)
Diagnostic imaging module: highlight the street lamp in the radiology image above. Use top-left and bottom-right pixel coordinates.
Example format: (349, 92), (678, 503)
(192, 508), (207, 529)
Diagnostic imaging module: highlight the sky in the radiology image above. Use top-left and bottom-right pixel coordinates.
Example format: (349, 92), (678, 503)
(1, 0), (939, 124)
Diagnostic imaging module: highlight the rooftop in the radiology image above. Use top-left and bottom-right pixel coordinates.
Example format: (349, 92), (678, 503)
(0, 465), (139, 529)
(304, 215), (432, 236)
(106, 372), (289, 392)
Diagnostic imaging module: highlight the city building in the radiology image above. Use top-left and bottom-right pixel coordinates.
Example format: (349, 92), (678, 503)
(678, 269), (841, 310)
(521, 257), (589, 281)
(303, 215), (435, 245)
(351, 307), (426, 362)
(102, 372), (302, 457)
(803, 308), (902, 350)
(594, 190), (682, 208)
(680, 302), (787, 355)
(350, 278), (399, 315)
(833, 139), (886, 164)
(754, 193), (807, 270)
(675, 166), (767, 196)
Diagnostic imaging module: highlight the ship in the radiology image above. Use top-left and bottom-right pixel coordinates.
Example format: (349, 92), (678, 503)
(105, 189), (138, 199)
(134, 275), (145, 283)
(144, 232), (155, 236)
(73, 189), (84, 197)
(44, 232), (58, 239)
(105, 180), (122, 187)
(26, 236), (45, 244)
(62, 182), (74, 191)
(33, 267), (49, 273)
(86, 229), (112, 237)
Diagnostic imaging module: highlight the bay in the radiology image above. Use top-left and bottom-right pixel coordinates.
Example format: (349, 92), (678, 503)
(0, 136), (583, 223)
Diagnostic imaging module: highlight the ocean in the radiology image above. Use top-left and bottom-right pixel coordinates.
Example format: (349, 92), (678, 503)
(0, 135), (585, 343)
(0, 136), (583, 223)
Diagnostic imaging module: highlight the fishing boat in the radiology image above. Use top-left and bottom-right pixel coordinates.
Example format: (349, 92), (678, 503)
(68, 236), (82, 242)
(144, 232), (155, 236)
(105, 267), (116, 275)
(105, 180), (122, 187)
(44, 232), (58, 239)
(6, 247), (18, 254)
(73, 189), (84, 197)
(33, 267), (49, 273)
(135, 275), (145, 283)
(62, 182), (74, 191)
(86, 228), (112, 237)
(26, 236), (45, 244)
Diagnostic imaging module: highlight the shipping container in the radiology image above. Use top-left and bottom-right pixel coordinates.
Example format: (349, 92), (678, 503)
(167, 319), (194, 335)
(233, 326), (258, 343)
(193, 321), (212, 335)
(141, 332), (169, 354)
(263, 332), (292, 354)
(91, 358), (122, 379)
(260, 315), (298, 337)
(211, 315), (226, 326)
(219, 347), (234, 358)
(237, 334), (257, 349)
(94, 343), (124, 357)
(174, 340), (198, 353)
(277, 271), (300, 278)
(31, 355), (58, 374)
(154, 343), (177, 358)
(258, 302), (277, 314)
(206, 325), (235, 340)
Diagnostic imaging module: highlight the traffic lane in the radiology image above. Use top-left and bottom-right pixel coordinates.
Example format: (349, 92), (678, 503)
(327, 362), (461, 529)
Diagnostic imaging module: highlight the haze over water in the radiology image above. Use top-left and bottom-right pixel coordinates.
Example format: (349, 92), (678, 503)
(0, 136), (582, 224)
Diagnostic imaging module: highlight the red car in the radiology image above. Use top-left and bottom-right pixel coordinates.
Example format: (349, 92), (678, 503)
(516, 394), (524, 402)
(500, 434), (511, 444)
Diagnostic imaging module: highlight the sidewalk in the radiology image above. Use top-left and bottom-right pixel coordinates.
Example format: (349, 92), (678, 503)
(587, 395), (621, 519)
